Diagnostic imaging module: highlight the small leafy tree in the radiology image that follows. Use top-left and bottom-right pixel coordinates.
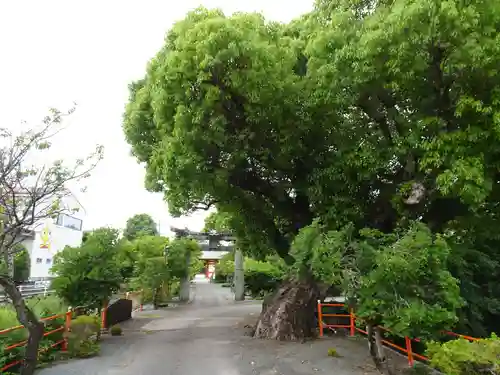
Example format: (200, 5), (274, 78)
(345, 223), (463, 374)
(166, 238), (202, 280)
(215, 252), (235, 281)
(115, 239), (137, 283)
(131, 235), (169, 309)
(0, 108), (102, 375)
(123, 213), (158, 241)
(51, 228), (123, 313)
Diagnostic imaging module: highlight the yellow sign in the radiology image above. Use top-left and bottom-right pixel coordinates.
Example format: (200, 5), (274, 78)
(40, 225), (51, 250)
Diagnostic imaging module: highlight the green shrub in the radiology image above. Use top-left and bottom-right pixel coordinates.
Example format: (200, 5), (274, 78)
(244, 258), (284, 298)
(215, 252), (235, 282)
(110, 324), (122, 336)
(66, 315), (100, 358)
(427, 334), (500, 374)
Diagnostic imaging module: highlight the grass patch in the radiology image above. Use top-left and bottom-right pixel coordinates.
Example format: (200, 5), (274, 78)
(0, 295), (69, 371)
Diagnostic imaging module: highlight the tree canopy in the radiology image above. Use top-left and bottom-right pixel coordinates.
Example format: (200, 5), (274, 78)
(123, 213), (159, 241)
(51, 228), (125, 310)
(131, 235), (202, 308)
(123, 0), (500, 344)
(203, 211), (234, 233)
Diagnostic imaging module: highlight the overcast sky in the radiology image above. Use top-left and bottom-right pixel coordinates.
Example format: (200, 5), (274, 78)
(0, 0), (313, 235)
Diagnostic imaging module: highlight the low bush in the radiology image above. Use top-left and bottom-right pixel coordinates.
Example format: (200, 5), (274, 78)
(427, 334), (500, 374)
(140, 281), (181, 305)
(110, 324), (122, 336)
(66, 315), (100, 358)
(244, 258), (285, 298)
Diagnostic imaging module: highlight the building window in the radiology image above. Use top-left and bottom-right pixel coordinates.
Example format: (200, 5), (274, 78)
(36, 258), (42, 264)
(56, 214), (83, 231)
(46, 258), (51, 264)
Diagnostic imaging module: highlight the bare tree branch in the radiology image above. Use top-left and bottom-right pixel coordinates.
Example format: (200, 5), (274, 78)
(0, 106), (103, 375)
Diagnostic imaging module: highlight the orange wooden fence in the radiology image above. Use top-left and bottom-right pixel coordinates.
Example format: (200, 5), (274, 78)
(0, 311), (72, 372)
(317, 301), (480, 367)
(0, 304), (110, 372)
(0, 291), (145, 372)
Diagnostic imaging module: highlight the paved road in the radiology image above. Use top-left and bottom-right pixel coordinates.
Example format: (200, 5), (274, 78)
(37, 281), (380, 375)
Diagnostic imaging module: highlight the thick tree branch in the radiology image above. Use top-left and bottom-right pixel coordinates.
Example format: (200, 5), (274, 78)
(192, 199), (218, 210)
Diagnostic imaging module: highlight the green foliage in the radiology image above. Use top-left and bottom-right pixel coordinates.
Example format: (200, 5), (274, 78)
(123, 0), (500, 345)
(123, 213), (158, 241)
(215, 252), (235, 280)
(351, 223), (463, 339)
(0, 296), (67, 371)
(131, 235), (169, 306)
(427, 335), (500, 375)
(13, 245), (30, 284)
(123, 7), (326, 264)
(110, 324), (122, 336)
(244, 258), (285, 298)
(166, 238), (202, 280)
(327, 348), (340, 358)
(66, 315), (100, 358)
(27, 295), (68, 318)
(51, 227), (124, 309)
(131, 236), (202, 305)
(290, 220), (346, 285)
(115, 239), (137, 282)
(203, 211), (234, 233)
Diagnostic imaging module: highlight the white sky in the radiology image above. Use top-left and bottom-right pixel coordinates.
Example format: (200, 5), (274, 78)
(0, 0), (313, 235)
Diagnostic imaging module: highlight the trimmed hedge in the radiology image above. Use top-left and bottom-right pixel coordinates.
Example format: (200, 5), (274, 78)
(244, 258), (285, 298)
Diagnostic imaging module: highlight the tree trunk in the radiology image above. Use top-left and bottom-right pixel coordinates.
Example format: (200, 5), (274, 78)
(253, 278), (320, 341)
(153, 287), (160, 309)
(367, 324), (393, 375)
(0, 275), (44, 375)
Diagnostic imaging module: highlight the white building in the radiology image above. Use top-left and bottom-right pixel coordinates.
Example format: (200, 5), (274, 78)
(21, 196), (85, 280)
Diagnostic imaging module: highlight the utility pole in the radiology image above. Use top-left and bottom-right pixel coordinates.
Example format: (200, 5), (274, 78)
(233, 248), (244, 301)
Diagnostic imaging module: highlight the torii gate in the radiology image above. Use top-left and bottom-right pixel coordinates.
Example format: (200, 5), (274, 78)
(170, 227), (235, 279)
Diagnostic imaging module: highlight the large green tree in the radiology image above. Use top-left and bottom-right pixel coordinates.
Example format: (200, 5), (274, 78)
(123, 213), (159, 241)
(123, 1), (500, 341)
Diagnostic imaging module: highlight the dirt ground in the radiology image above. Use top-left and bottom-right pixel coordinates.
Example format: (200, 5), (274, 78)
(37, 282), (416, 375)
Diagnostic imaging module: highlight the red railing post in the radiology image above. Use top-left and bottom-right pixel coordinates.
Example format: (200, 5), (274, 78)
(62, 309), (72, 351)
(101, 301), (108, 330)
(349, 308), (355, 337)
(317, 300), (324, 337)
(405, 336), (414, 367)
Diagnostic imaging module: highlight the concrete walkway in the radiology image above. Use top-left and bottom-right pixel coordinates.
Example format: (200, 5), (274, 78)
(37, 281), (381, 375)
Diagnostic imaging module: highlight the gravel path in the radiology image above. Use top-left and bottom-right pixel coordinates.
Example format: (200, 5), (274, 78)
(37, 281), (383, 375)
